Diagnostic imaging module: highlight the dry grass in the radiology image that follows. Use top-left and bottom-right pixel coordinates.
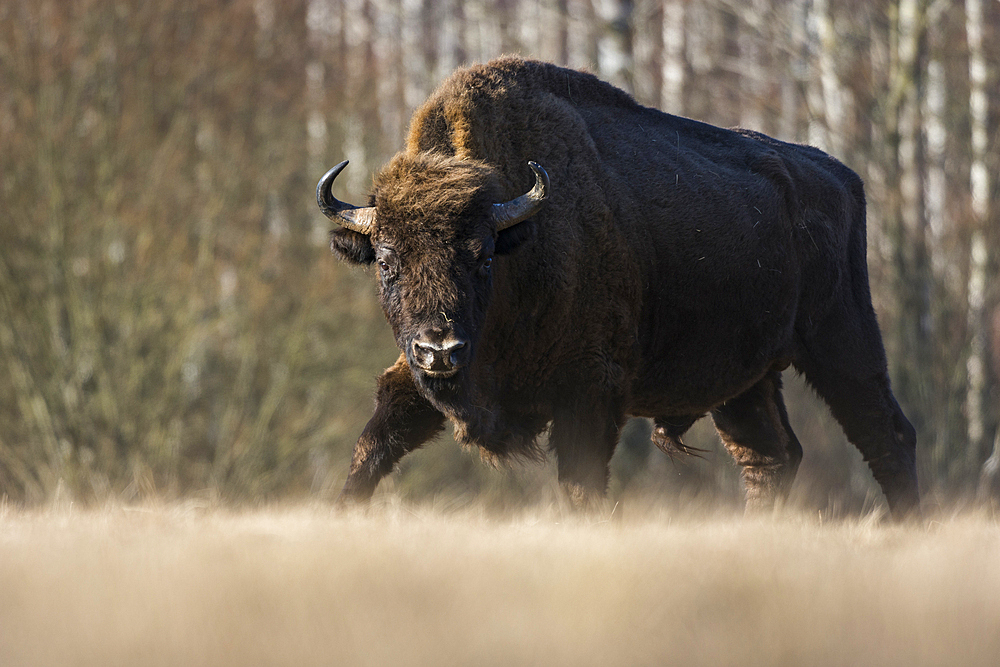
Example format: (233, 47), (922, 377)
(1, 501), (998, 667)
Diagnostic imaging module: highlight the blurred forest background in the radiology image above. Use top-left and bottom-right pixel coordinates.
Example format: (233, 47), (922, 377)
(1, 0), (997, 511)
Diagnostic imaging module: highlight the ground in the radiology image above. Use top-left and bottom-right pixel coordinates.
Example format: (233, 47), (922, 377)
(1, 500), (998, 666)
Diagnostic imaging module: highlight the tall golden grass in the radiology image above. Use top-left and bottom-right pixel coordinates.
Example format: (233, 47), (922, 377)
(1, 501), (997, 667)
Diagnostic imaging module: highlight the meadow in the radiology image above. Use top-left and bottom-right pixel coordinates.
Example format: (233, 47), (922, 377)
(2, 501), (998, 667)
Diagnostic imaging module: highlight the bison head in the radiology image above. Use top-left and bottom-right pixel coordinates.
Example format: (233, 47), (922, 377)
(317, 153), (548, 402)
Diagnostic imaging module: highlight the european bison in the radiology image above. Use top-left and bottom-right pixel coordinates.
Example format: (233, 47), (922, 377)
(317, 57), (919, 518)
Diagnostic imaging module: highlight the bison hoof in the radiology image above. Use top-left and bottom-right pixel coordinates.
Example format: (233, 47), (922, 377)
(334, 480), (377, 508)
(559, 482), (615, 515)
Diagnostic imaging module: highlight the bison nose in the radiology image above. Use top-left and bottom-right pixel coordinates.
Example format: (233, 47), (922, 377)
(411, 333), (470, 374)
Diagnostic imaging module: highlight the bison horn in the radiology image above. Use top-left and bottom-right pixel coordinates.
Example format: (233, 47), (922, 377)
(492, 161), (549, 231)
(316, 161), (377, 235)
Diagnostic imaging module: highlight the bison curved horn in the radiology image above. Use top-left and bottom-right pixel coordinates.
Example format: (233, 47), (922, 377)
(316, 161), (377, 235)
(492, 161), (550, 232)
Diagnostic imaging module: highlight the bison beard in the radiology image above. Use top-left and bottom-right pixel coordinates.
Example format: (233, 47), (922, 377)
(317, 57), (920, 519)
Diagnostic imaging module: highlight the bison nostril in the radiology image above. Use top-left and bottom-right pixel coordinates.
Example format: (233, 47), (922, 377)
(412, 340), (435, 366)
(448, 341), (468, 366)
(411, 336), (470, 372)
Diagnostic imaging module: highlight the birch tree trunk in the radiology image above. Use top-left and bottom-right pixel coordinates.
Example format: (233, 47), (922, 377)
(631, 0), (662, 107)
(737, 0), (768, 133)
(660, 0), (685, 116)
(882, 0), (934, 463)
(565, 0), (600, 69)
(595, 0), (634, 93)
(967, 0), (999, 497)
(806, 0), (841, 153)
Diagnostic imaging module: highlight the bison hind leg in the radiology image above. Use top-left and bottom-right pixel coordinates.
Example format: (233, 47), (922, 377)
(711, 371), (803, 513)
(794, 353), (919, 520)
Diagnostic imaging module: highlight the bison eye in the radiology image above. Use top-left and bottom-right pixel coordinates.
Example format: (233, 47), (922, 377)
(377, 258), (396, 282)
(478, 256), (493, 276)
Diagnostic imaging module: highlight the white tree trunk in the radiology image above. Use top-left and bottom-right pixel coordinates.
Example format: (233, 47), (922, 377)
(805, 0), (832, 151)
(401, 0), (428, 112)
(966, 0), (992, 483)
(595, 0), (633, 93)
(565, 0), (600, 70)
(737, 0), (767, 132)
(374, 0), (404, 154)
(660, 0), (685, 115)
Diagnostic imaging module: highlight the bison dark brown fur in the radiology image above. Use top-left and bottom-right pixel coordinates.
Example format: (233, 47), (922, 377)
(319, 57), (919, 518)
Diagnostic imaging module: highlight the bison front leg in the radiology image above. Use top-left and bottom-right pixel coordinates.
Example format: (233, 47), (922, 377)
(338, 356), (446, 505)
(550, 397), (625, 511)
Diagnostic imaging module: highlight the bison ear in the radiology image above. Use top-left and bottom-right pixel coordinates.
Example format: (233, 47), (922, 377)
(494, 219), (536, 256)
(330, 227), (376, 265)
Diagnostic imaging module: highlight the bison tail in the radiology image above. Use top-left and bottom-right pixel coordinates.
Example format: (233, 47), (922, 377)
(651, 416), (708, 460)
